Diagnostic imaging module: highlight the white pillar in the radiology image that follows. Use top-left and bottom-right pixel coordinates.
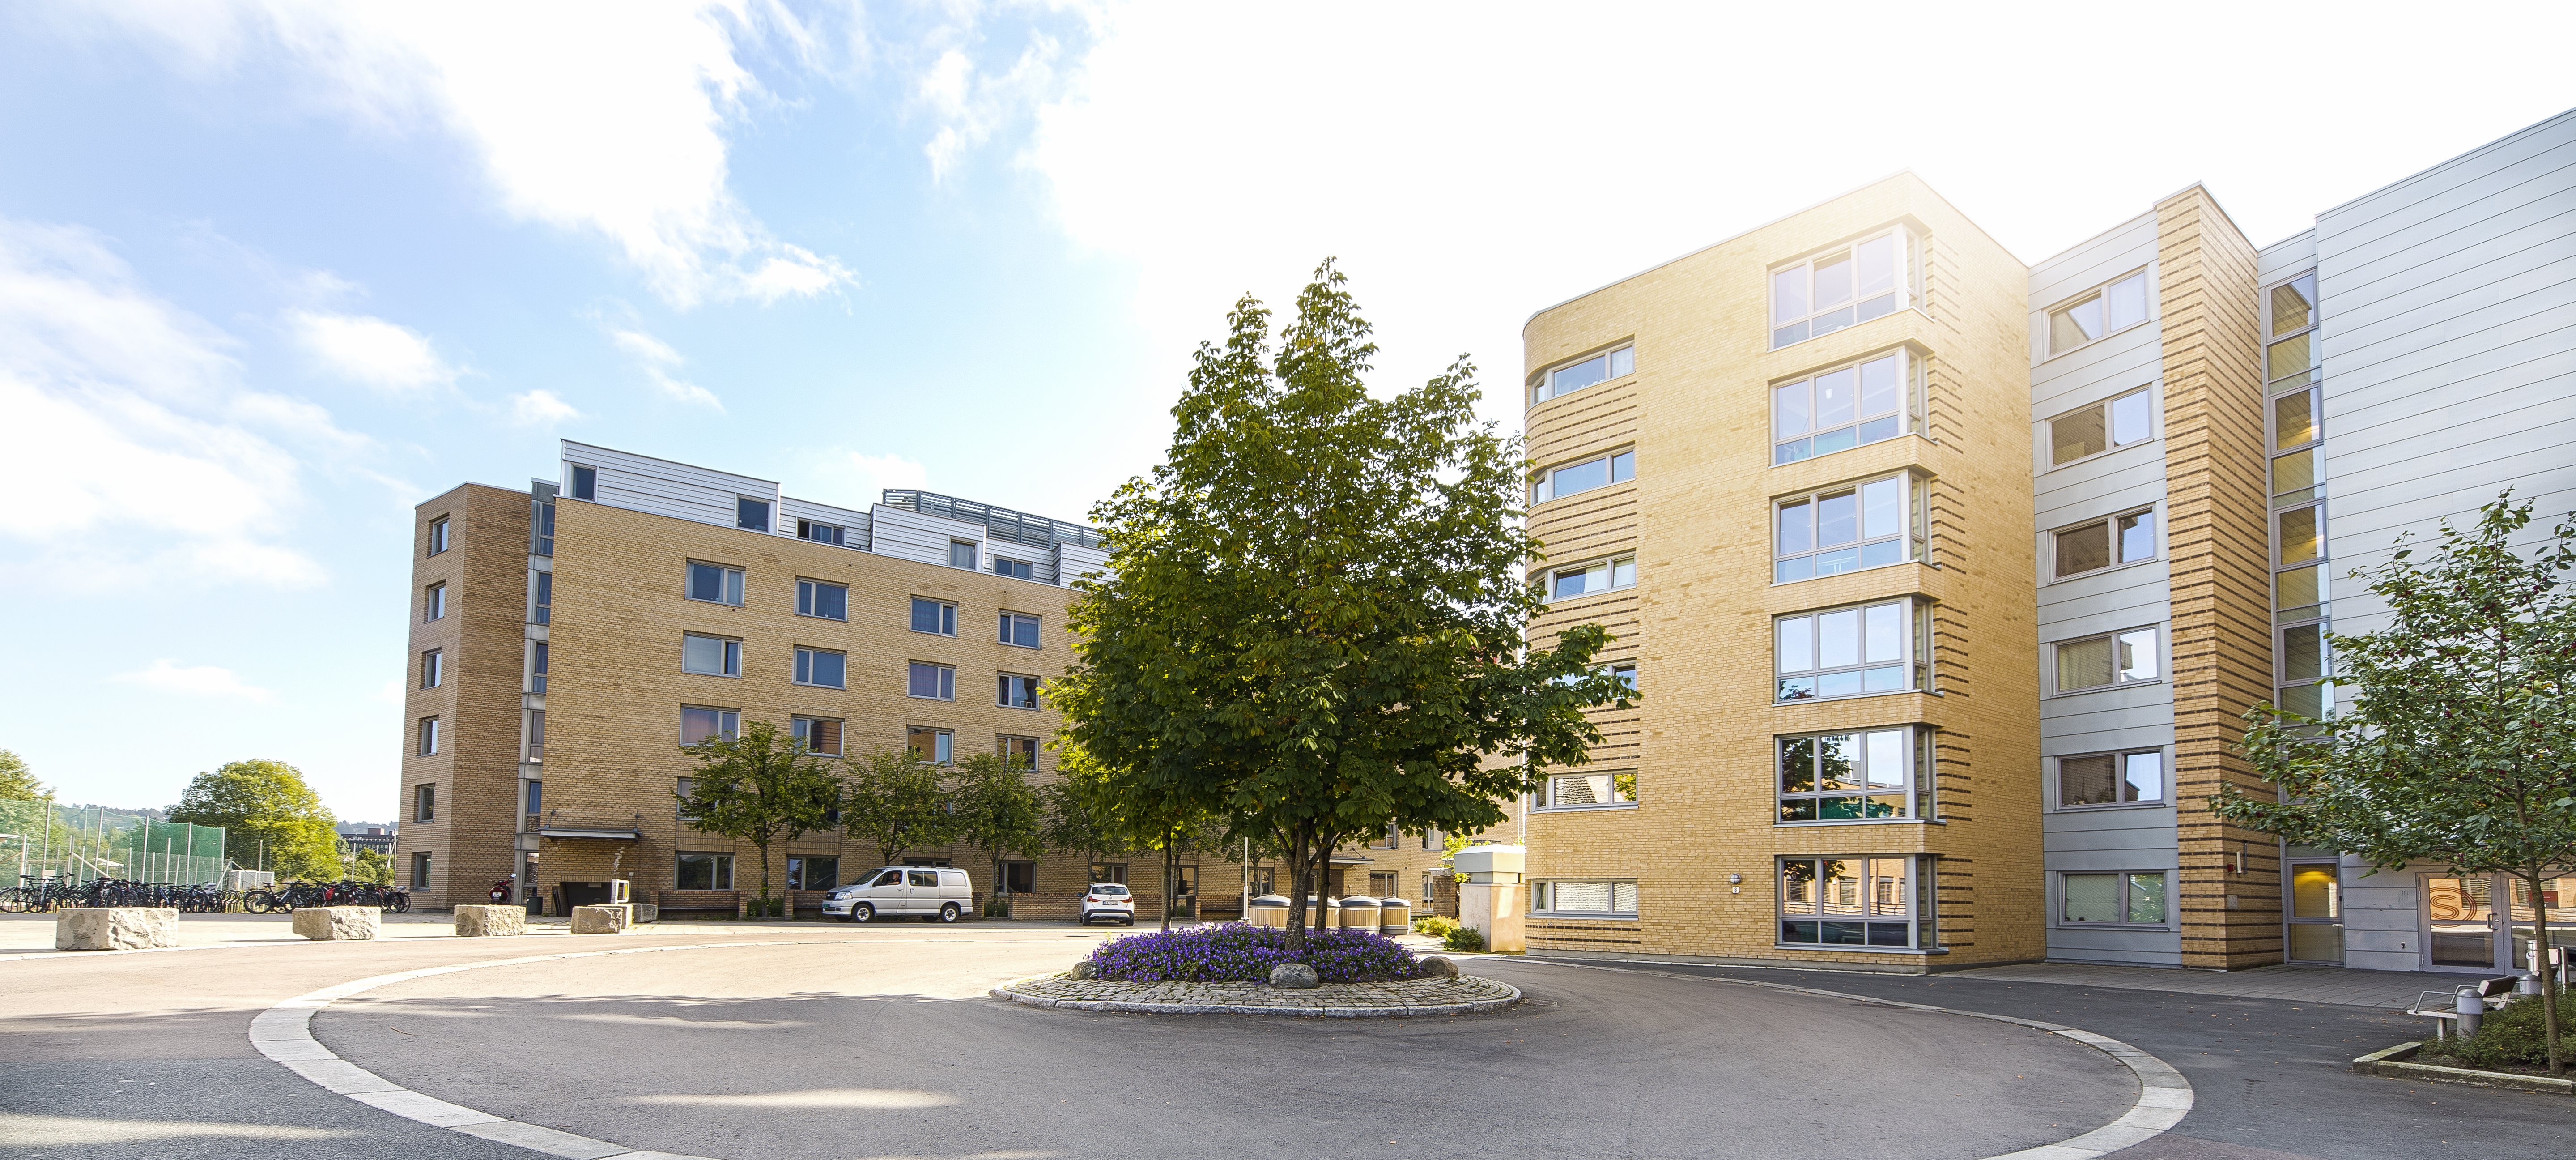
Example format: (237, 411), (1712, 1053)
(1454, 844), (1527, 954)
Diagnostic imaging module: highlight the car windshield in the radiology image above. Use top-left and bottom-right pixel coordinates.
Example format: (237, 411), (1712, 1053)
(1093, 885), (1128, 896)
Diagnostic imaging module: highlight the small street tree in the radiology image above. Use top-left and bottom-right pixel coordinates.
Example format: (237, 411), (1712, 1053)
(168, 759), (340, 879)
(1038, 772), (1128, 885)
(950, 751), (1046, 910)
(842, 748), (959, 868)
(2218, 495), (2576, 1075)
(676, 720), (843, 917)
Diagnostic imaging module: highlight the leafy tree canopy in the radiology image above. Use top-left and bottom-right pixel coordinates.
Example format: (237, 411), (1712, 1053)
(841, 748), (959, 869)
(676, 719), (843, 908)
(0, 749), (48, 801)
(167, 759), (340, 878)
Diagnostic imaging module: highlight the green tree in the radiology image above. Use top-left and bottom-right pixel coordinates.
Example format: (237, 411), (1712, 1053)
(1038, 771), (1128, 880)
(676, 720), (844, 915)
(1050, 261), (1636, 949)
(353, 847), (395, 886)
(2218, 495), (2576, 1075)
(0, 749), (48, 801)
(168, 759), (340, 878)
(842, 748), (959, 868)
(949, 751), (1046, 906)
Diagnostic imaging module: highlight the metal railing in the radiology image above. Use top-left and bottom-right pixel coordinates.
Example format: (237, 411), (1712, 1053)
(881, 489), (1103, 550)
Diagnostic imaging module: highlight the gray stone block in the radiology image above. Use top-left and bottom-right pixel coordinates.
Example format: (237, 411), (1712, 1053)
(1070, 960), (1099, 980)
(452, 905), (527, 937)
(1417, 955), (1459, 977)
(1269, 962), (1320, 989)
(632, 903), (658, 924)
(570, 904), (632, 935)
(53, 908), (178, 951)
(291, 907), (381, 941)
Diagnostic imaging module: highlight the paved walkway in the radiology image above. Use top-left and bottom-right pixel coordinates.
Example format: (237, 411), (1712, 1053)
(1943, 961), (2473, 1010)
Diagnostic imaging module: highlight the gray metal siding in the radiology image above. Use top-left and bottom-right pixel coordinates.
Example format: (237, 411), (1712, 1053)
(869, 504), (987, 571)
(560, 440), (780, 531)
(2256, 229), (2318, 285)
(1054, 542), (1109, 585)
(779, 497), (872, 550)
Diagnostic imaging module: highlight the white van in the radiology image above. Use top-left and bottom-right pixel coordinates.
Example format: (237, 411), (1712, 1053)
(824, 866), (973, 923)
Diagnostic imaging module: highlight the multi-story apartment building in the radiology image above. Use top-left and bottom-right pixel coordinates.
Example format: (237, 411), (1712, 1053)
(395, 441), (1464, 918)
(1518, 108), (2576, 975)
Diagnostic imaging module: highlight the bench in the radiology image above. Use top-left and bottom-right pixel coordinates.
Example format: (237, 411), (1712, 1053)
(2406, 976), (2520, 1038)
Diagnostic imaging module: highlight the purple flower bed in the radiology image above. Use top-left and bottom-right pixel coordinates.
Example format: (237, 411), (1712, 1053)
(1084, 923), (1422, 983)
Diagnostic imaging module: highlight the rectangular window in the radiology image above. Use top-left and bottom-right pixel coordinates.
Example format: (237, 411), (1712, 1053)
(524, 778), (542, 815)
(999, 612), (1041, 648)
(531, 499), (554, 557)
(2049, 388), (2154, 467)
(999, 735), (1038, 768)
(736, 496), (772, 532)
(786, 856), (840, 891)
(686, 561), (745, 606)
(417, 717), (439, 756)
(1774, 598), (1926, 702)
(1534, 345), (1636, 403)
(1772, 351), (1919, 465)
(1771, 228), (1917, 349)
(2264, 273), (2320, 388)
(907, 661), (956, 700)
(794, 647), (846, 689)
(680, 706), (740, 746)
(1422, 872), (1436, 903)
(410, 851), (432, 888)
(2046, 269), (2150, 355)
(1778, 856), (1923, 947)
(2054, 627), (2159, 692)
(908, 727), (954, 764)
(421, 649), (443, 689)
(999, 674), (1041, 709)
(1536, 770), (1637, 809)
(2057, 750), (2166, 807)
(792, 716), (843, 756)
(1774, 474), (1919, 583)
(427, 517), (449, 555)
(2269, 273), (2316, 337)
(675, 776), (697, 821)
(676, 851), (734, 891)
(911, 597), (958, 635)
(569, 464), (597, 500)
(992, 557), (1034, 580)
(1529, 879), (1639, 916)
(682, 633), (742, 677)
(528, 642), (548, 694)
(531, 570), (552, 626)
(1002, 861), (1037, 894)
(2276, 505), (2321, 568)
(2053, 508), (2157, 577)
(527, 712), (544, 762)
(1547, 554), (1636, 600)
(1531, 449), (1636, 503)
(1777, 727), (1928, 821)
(2063, 871), (2168, 925)
(1090, 862), (1129, 886)
(2276, 619), (2333, 717)
(2270, 385), (2322, 505)
(796, 579), (848, 620)
(425, 583), (446, 621)
(949, 541), (978, 570)
(796, 519), (845, 546)
(414, 783), (435, 822)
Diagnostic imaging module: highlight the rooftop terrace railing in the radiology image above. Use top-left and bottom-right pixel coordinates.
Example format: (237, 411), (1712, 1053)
(881, 489), (1104, 550)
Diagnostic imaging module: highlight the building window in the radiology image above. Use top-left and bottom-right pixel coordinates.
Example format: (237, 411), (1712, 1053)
(527, 712), (544, 762)
(530, 570), (552, 625)
(570, 464), (597, 500)
(1770, 228), (1918, 349)
(2049, 387), (2155, 467)
(792, 716), (843, 755)
(529, 642), (548, 694)
(682, 633), (742, 677)
(2265, 272), (2320, 388)
(421, 649), (442, 689)
(736, 496), (772, 532)
(1001, 861), (1037, 894)
(797, 519), (845, 546)
(794, 648), (846, 689)
(1530, 880), (1638, 916)
(1548, 554), (1636, 600)
(1536, 770), (1636, 809)
(1531, 449), (1635, 504)
(425, 583), (446, 622)
(417, 717), (439, 756)
(2057, 750), (2165, 807)
(1089, 862), (1128, 885)
(2046, 269), (2151, 356)
(999, 674), (1041, 709)
(675, 777), (698, 821)
(1534, 345), (1635, 404)
(686, 561), (744, 606)
(949, 540), (978, 570)
(911, 598), (958, 635)
(1775, 598), (1927, 702)
(414, 783), (435, 822)
(427, 517), (449, 555)
(2271, 381), (2323, 503)
(1777, 727), (1928, 822)
(2062, 871), (2168, 925)
(907, 662), (956, 701)
(676, 852), (734, 890)
(908, 727), (954, 764)
(531, 497), (555, 557)
(680, 706), (740, 746)
(787, 856), (840, 891)
(2054, 627), (2159, 693)
(2053, 508), (2157, 578)
(999, 612), (1041, 648)
(1779, 856), (1926, 947)
(999, 735), (1038, 769)
(1773, 351), (1920, 465)
(2277, 621), (2333, 717)
(1421, 872), (1436, 903)
(992, 557), (1034, 580)
(524, 778), (541, 815)
(795, 579), (847, 620)
(410, 852), (432, 888)
(1774, 474), (1920, 583)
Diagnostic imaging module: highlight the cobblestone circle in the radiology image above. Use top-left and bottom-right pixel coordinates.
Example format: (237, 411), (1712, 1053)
(991, 972), (1520, 1017)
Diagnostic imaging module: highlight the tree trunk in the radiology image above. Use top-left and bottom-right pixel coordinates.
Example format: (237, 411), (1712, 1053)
(1281, 820), (1315, 953)
(753, 838), (773, 920)
(2527, 870), (2562, 1075)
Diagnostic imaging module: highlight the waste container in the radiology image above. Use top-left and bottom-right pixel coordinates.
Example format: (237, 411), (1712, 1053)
(1306, 896), (1332, 929)
(1339, 895), (1381, 935)
(1249, 894), (1289, 928)
(1377, 897), (1411, 935)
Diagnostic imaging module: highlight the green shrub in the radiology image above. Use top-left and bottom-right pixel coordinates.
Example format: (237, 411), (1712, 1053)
(1413, 916), (1458, 938)
(2436, 988), (2567, 1071)
(1444, 925), (1486, 953)
(984, 896), (1012, 919)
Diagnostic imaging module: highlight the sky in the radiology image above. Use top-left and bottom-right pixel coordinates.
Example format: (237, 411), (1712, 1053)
(2, 1), (2571, 820)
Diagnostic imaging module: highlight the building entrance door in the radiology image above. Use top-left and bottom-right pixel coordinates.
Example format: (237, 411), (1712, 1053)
(2423, 873), (2503, 972)
(2285, 862), (2343, 964)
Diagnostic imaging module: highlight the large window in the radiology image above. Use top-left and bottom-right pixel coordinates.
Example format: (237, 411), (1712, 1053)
(736, 496), (772, 532)
(1770, 228), (1918, 350)
(569, 465), (596, 500)
(676, 852), (734, 890)
(1535, 345), (1635, 404)
(2045, 269), (2150, 355)
(797, 579), (847, 620)
(1778, 856), (1929, 947)
(682, 633), (741, 677)
(999, 735), (1039, 769)
(911, 597), (957, 635)
(1535, 770), (1636, 810)
(2266, 271), (2331, 722)
(908, 726), (954, 764)
(1000, 612), (1041, 648)
(999, 674), (1041, 709)
(992, 557), (1035, 580)
(680, 706), (739, 746)
(2053, 507), (2156, 577)
(1531, 449), (1635, 504)
(2057, 749), (2165, 807)
(792, 716), (842, 755)
(796, 519), (846, 546)
(1530, 880), (1638, 916)
(2049, 387), (2155, 466)
(1774, 474), (1920, 583)
(787, 856), (840, 891)
(2265, 273), (2319, 387)
(2062, 871), (2168, 926)
(908, 661), (956, 700)
(948, 540), (978, 570)
(1774, 598), (1926, 702)
(1548, 554), (1636, 600)
(1777, 728), (1928, 822)
(2277, 621), (2332, 717)
(686, 561), (744, 606)
(1772, 351), (1919, 465)
(2054, 627), (2159, 693)
(794, 647), (846, 689)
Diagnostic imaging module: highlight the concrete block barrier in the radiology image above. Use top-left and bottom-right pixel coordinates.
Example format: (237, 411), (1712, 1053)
(54, 907), (179, 951)
(570, 904), (632, 935)
(292, 907), (382, 941)
(452, 904), (527, 938)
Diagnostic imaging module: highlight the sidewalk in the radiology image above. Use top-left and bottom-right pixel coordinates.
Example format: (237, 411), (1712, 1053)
(1941, 960), (2474, 1010)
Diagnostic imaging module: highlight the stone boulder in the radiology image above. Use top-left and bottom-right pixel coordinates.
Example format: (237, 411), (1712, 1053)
(54, 908), (178, 951)
(570, 904), (632, 935)
(292, 907), (381, 941)
(1070, 960), (1100, 980)
(452, 905), (527, 938)
(1417, 955), (1460, 977)
(632, 903), (659, 925)
(1269, 962), (1321, 989)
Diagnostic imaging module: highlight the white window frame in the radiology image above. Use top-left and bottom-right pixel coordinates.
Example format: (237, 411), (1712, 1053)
(1545, 554), (1636, 601)
(2051, 626), (2162, 694)
(1773, 473), (1923, 584)
(682, 633), (742, 678)
(796, 578), (848, 621)
(679, 707), (740, 747)
(1768, 227), (1921, 350)
(2053, 748), (2168, 809)
(791, 716), (843, 756)
(427, 517), (449, 556)
(417, 716), (440, 756)
(1771, 350), (1923, 466)
(908, 661), (957, 701)
(948, 540), (978, 570)
(569, 464), (597, 500)
(2264, 270), (2320, 388)
(998, 673), (1041, 709)
(421, 648), (443, 689)
(991, 556), (1036, 580)
(1774, 598), (1928, 703)
(685, 561), (745, 606)
(735, 495), (772, 532)
(1777, 854), (1932, 949)
(2050, 505), (2159, 579)
(794, 646), (846, 690)
(2058, 870), (2172, 928)
(1533, 770), (1637, 811)
(1530, 449), (1635, 505)
(795, 519), (846, 546)
(2044, 268), (2151, 357)
(425, 583), (445, 622)
(1533, 345), (1636, 405)
(1775, 726), (1930, 823)
(911, 597), (958, 636)
(908, 726), (955, 764)
(999, 612), (1042, 648)
(2047, 387), (2156, 468)
(1528, 879), (1639, 917)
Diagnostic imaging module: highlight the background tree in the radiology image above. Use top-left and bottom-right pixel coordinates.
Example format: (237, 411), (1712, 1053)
(1051, 260), (1636, 949)
(1038, 772), (1127, 884)
(842, 748), (959, 867)
(2218, 495), (2576, 1075)
(167, 759), (340, 878)
(353, 847), (395, 887)
(0, 749), (49, 801)
(676, 719), (844, 916)
(950, 751), (1046, 907)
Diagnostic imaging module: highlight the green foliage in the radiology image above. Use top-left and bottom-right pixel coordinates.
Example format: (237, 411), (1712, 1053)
(951, 751), (1046, 908)
(1412, 915), (1458, 938)
(841, 748), (958, 867)
(1037, 766), (1127, 865)
(353, 848), (395, 886)
(1050, 260), (1636, 949)
(1443, 925), (1487, 953)
(2219, 495), (2576, 1074)
(167, 759), (339, 878)
(676, 719), (843, 908)
(0, 748), (49, 801)
(2420, 989), (2565, 1071)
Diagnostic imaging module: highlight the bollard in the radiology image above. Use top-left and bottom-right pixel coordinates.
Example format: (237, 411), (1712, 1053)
(2454, 986), (2482, 1038)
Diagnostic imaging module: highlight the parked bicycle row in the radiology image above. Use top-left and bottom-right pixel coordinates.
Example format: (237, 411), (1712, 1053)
(1, 876), (409, 914)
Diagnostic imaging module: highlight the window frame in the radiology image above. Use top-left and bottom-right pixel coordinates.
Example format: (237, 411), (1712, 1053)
(1528, 879), (1640, 917)
(2046, 387), (2156, 469)
(795, 519), (846, 546)
(1530, 448), (1636, 505)
(1776, 854), (1933, 949)
(911, 597), (958, 636)
(1532, 344), (1637, 405)
(1772, 473), (1924, 584)
(685, 561), (745, 606)
(998, 673), (1041, 710)
(793, 646), (846, 690)
(735, 496), (772, 532)
(530, 569), (552, 626)
(679, 706), (740, 746)
(421, 648), (443, 689)
(999, 612), (1041, 648)
(569, 464), (597, 501)
(991, 556), (1035, 580)
(908, 726), (955, 764)
(410, 851), (432, 889)
(417, 716), (440, 756)
(2057, 870), (2172, 929)
(791, 716), (844, 756)
(1768, 226), (1922, 351)
(425, 583), (445, 622)
(2049, 505), (2159, 580)
(1770, 350), (1924, 466)
(1544, 554), (1637, 602)
(907, 661), (957, 701)
(2052, 748), (2169, 810)
(2043, 268), (2152, 358)
(1532, 769), (1638, 811)
(1773, 597), (1929, 704)
(681, 633), (743, 678)
(528, 641), (548, 694)
(2050, 625), (2162, 695)
(948, 540), (978, 570)
(675, 850), (735, 891)
(998, 734), (1039, 769)
(427, 517), (450, 556)
(1775, 726), (1932, 824)
(414, 783), (435, 823)
(795, 578), (849, 621)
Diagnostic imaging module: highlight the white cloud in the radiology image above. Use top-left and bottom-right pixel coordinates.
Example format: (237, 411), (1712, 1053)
(111, 659), (278, 703)
(509, 388), (582, 426)
(608, 326), (723, 409)
(284, 308), (458, 394)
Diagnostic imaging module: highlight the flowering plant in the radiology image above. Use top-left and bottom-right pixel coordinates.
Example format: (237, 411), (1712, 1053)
(1082, 923), (1421, 983)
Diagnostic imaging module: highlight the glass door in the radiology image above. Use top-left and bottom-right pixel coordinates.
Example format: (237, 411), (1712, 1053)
(2508, 875), (2576, 981)
(2285, 862), (2343, 964)
(2423, 874), (2503, 971)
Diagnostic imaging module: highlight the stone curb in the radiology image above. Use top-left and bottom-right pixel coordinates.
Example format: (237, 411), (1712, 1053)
(2352, 1041), (2575, 1096)
(988, 974), (1521, 1018)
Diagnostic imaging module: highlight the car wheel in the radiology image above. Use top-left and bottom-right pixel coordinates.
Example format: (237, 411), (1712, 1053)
(939, 903), (961, 923)
(1122, 917), (1135, 926)
(853, 904), (874, 923)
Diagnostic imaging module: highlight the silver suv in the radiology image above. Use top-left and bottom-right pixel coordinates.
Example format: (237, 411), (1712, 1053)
(1079, 883), (1135, 926)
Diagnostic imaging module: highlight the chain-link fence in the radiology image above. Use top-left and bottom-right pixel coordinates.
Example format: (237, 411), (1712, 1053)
(0, 799), (230, 886)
